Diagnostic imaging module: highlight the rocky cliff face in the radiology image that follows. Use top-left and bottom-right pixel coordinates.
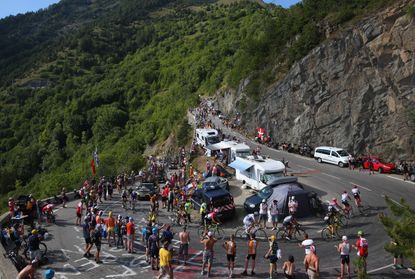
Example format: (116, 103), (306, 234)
(219, 0), (415, 160)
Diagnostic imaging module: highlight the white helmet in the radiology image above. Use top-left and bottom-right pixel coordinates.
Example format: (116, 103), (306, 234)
(291, 196), (295, 200)
(262, 199), (266, 203)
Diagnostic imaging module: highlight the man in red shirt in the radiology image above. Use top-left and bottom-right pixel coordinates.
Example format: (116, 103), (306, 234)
(126, 218), (135, 253)
(353, 230), (368, 274)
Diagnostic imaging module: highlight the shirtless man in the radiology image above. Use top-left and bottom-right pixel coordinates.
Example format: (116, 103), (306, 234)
(201, 231), (217, 277)
(304, 246), (319, 279)
(179, 225), (190, 265)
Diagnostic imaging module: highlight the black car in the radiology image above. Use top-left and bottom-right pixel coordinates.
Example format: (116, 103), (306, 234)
(243, 177), (302, 213)
(134, 182), (159, 200)
(202, 176), (229, 191)
(191, 184), (235, 221)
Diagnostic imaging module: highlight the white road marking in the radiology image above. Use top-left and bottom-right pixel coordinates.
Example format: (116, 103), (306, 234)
(174, 250), (203, 271)
(73, 226), (80, 232)
(322, 172), (341, 180)
(350, 182), (372, 192)
(367, 263), (394, 274)
(380, 195), (404, 207)
(387, 175), (415, 184)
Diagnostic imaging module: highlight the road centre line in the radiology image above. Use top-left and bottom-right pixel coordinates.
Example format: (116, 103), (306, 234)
(350, 182), (372, 192)
(321, 172), (341, 180)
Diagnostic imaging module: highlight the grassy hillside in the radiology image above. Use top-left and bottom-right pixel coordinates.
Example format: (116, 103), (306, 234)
(0, 0), (393, 208)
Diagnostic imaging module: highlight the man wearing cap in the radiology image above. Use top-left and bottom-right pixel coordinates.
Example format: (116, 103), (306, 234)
(16, 259), (37, 279)
(304, 245), (319, 279)
(200, 231), (217, 277)
(269, 200), (279, 231)
(265, 234), (281, 279)
(336, 236), (351, 279)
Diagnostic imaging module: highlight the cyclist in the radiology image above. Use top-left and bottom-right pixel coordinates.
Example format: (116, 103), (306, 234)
(184, 199), (192, 223)
(351, 185), (362, 207)
(205, 208), (220, 227)
(243, 212), (258, 235)
(41, 204), (55, 224)
(121, 190), (128, 209)
(200, 202), (207, 225)
(130, 190), (138, 211)
(341, 191), (352, 214)
(282, 214), (297, 240)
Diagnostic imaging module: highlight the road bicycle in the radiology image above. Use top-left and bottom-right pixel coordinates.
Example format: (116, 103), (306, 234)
(4, 250), (26, 271)
(321, 222), (343, 241)
(198, 223), (225, 240)
(276, 223), (306, 242)
(235, 224), (268, 241)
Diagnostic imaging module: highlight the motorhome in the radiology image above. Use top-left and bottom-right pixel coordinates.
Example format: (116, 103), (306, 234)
(205, 140), (251, 164)
(195, 128), (220, 147)
(228, 155), (286, 191)
(228, 141), (251, 161)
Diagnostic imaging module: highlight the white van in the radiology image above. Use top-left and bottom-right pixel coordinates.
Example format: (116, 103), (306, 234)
(195, 128), (220, 147)
(314, 146), (350, 167)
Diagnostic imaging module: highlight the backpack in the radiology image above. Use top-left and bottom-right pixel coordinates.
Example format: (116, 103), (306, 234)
(358, 238), (368, 257)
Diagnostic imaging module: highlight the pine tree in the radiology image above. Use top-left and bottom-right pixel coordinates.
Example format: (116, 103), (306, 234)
(379, 196), (415, 267)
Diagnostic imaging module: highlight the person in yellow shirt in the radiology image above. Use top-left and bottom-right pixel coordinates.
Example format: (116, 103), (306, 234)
(158, 241), (173, 279)
(223, 234), (236, 278)
(106, 211), (116, 247)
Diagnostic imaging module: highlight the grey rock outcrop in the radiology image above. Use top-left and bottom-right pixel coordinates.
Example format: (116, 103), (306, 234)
(219, 1), (415, 160)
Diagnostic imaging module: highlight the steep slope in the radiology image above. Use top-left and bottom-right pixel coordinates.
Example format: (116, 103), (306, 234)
(0, 0), (403, 208)
(218, 0), (415, 160)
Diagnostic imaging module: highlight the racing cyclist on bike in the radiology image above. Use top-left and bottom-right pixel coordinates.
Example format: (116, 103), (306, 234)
(351, 185), (362, 207)
(204, 208), (221, 227)
(243, 212), (258, 235)
(121, 190), (128, 209)
(282, 214), (298, 240)
(341, 191), (352, 216)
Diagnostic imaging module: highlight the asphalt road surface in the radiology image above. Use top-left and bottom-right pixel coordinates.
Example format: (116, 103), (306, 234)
(32, 115), (415, 279)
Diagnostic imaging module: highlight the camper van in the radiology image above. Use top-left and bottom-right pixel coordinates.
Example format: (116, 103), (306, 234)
(228, 141), (251, 162)
(195, 128), (220, 147)
(229, 155), (286, 191)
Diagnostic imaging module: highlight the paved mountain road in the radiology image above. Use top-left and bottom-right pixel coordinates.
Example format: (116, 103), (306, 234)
(32, 116), (415, 279)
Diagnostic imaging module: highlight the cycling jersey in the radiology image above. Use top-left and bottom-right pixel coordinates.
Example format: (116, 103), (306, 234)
(283, 215), (293, 225)
(352, 188), (360, 198)
(243, 214), (255, 228)
(341, 193), (349, 202)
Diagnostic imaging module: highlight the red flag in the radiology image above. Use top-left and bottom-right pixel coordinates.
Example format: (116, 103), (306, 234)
(91, 159), (96, 176)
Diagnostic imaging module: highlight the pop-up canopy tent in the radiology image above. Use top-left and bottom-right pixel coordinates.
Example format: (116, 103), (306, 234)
(267, 184), (312, 219)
